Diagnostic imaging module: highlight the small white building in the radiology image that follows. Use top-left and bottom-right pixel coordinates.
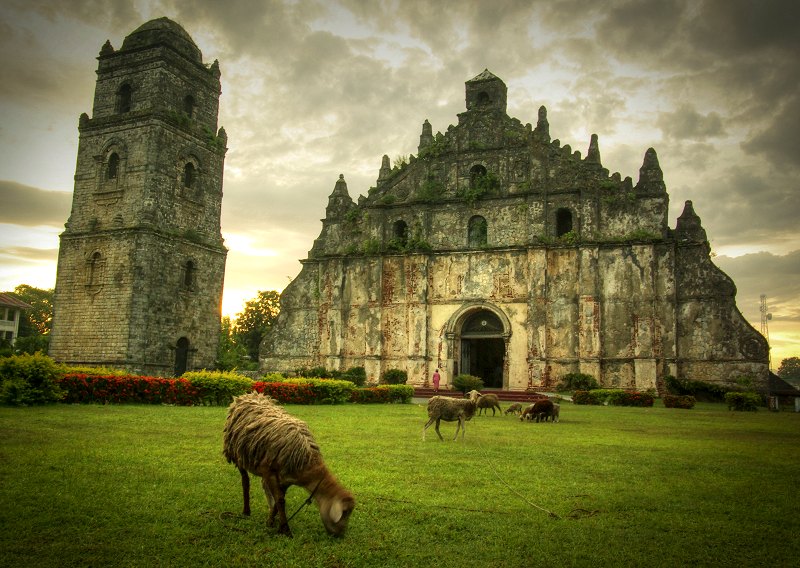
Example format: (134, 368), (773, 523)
(0, 293), (33, 346)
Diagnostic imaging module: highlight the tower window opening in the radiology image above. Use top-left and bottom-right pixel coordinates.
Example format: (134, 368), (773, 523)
(470, 164), (487, 189)
(468, 215), (488, 247)
(183, 95), (195, 118)
(476, 91), (490, 106)
(116, 83), (132, 114)
(392, 220), (409, 246)
(183, 260), (195, 289)
(183, 162), (195, 189)
(556, 208), (573, 237)
(107, 153), (119, 180)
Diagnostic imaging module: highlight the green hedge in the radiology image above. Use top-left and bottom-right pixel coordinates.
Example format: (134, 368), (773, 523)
(0, 353), (64, 405)
(451, 374), (484, 394)
(725, 392), (762, 412)
(350, 385), (414, 404)
(663, 394), (696, 409)
(181, 370), (253, 406)
(2, 356), (412, 406)
(573, 389), (654, 407)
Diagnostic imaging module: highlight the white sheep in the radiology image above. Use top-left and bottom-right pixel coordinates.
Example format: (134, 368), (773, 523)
(467, 389), (502, 416)
(422, 396), (478, 441)
(223, 392), (355, 537)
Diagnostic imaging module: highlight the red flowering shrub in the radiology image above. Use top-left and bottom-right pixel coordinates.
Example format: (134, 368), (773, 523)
(58, 373), (199, 405)
(252, 381), (317, 404)
(663, 394), (696, 409)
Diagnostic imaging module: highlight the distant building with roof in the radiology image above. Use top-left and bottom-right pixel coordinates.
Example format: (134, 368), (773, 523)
(0, 293), (33, 346)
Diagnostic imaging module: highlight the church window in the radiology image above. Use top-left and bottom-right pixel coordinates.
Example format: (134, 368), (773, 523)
(556, 208), (573, 237)
(470, 164), (487, 189)
(183, 95), (195, 118)
(183, 260), (196, 289)
(392, 220), (409, 247)
(107, 153), (119, 180)
(476, 91), (490, 106)
(183, 162), (196, 189)
(116, 83), (132, 114)
(468, 215), (488, 247)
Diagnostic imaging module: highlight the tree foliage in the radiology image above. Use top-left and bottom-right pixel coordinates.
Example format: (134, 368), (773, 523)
(11, 285), (53, 336)
(777, 357), (800, 380)
(216, 316), (251, 371)
(233, 290), (281, 361)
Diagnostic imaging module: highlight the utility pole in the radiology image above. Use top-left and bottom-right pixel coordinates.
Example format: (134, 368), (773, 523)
(760, 294), (772, 371)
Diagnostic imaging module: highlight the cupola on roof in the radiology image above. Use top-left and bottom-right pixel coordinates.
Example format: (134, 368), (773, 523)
(121, 17), (202, 62)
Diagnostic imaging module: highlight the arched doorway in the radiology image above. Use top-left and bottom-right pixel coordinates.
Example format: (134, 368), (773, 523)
(459, 310), (505, 388)
(174, 337), (190, 376)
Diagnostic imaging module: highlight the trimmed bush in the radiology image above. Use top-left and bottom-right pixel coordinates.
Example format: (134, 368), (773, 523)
(182, 370), (253, 406)
(573, 389), (654, 407)
(350, 385), (414, 404)
(451, 374), (484, 394)
(572, 390), (601, 405)
(59, 374), (198, 405)
(557, 372), (599, 392)
(663, 394), (696, 409)
(0, 353), (64, 405)
(280, 378), (355, 404)
(341, 366), (367, 387)
(252, 381), (317, 404)
(725, 392), (762, 412)
(665, 375), (729, 402)
(382, 368), (408, 385)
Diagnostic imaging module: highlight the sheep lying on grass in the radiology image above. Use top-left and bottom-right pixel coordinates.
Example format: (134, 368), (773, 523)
(520, 399), (554, 423)
(504, 402), (523, 416)
(223, 392), (355, 537)
(467, 390), (502, 416)
(423, 396), (477, 441)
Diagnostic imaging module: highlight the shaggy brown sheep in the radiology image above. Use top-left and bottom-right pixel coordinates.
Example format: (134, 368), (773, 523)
(223, 393), (355, 537)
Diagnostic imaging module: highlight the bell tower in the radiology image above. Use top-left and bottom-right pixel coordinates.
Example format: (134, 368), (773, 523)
(50, 17), (228, 375)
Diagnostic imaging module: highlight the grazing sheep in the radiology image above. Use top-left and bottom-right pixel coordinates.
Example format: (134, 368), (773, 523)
(467, 390), (503, 416)
(223, 393), (355, 537)
(505, 402), (523, 416)
(423, 396), (477, 441)
(520, 399), (554, 423)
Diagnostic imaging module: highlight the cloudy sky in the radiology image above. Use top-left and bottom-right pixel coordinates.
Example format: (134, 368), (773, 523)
(0, 0), (797, 368)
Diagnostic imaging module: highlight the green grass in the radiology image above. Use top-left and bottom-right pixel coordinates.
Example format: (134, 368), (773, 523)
(1, 402), (798, 567)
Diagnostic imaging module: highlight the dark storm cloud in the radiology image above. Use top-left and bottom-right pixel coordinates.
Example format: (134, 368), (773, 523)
(657, 105), (726, 141)
(0, 181), (71, 227)
(683, 166), (800, 249)
(716, 251), (800, 323)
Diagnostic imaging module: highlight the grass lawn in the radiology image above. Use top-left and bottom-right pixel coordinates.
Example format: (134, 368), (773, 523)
(1, 401), (798, 567)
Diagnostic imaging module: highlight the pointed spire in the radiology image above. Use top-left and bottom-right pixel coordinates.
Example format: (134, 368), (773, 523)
(210, 59), (221, 79)
(586, 134), (601, 165)
(675, 200), (707, 242)
(325, 174), (355, 219)
(636, 147), (666, 193)
(418, 119), (434, 153)
(377, 154), (391, 184)
(100, 40), (114, 56)
(533, 105), (550, 142)
(216, 127), (227, 146)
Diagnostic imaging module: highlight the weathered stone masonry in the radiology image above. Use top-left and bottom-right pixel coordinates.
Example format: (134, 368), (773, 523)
(50, 18), (227, 375)
(261, 70), (768, 392)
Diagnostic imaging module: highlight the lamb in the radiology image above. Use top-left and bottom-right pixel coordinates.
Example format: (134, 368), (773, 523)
(520, 399), (554, 423)
(467, 390), (502, 416)
(504, 402), (523, 416)
(423, 396), (477, 441)
(223, 392), (355, 537)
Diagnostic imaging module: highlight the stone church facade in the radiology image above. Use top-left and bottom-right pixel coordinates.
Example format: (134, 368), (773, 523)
(261, 70), (768, 392)
(49, 18), (227, 375)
